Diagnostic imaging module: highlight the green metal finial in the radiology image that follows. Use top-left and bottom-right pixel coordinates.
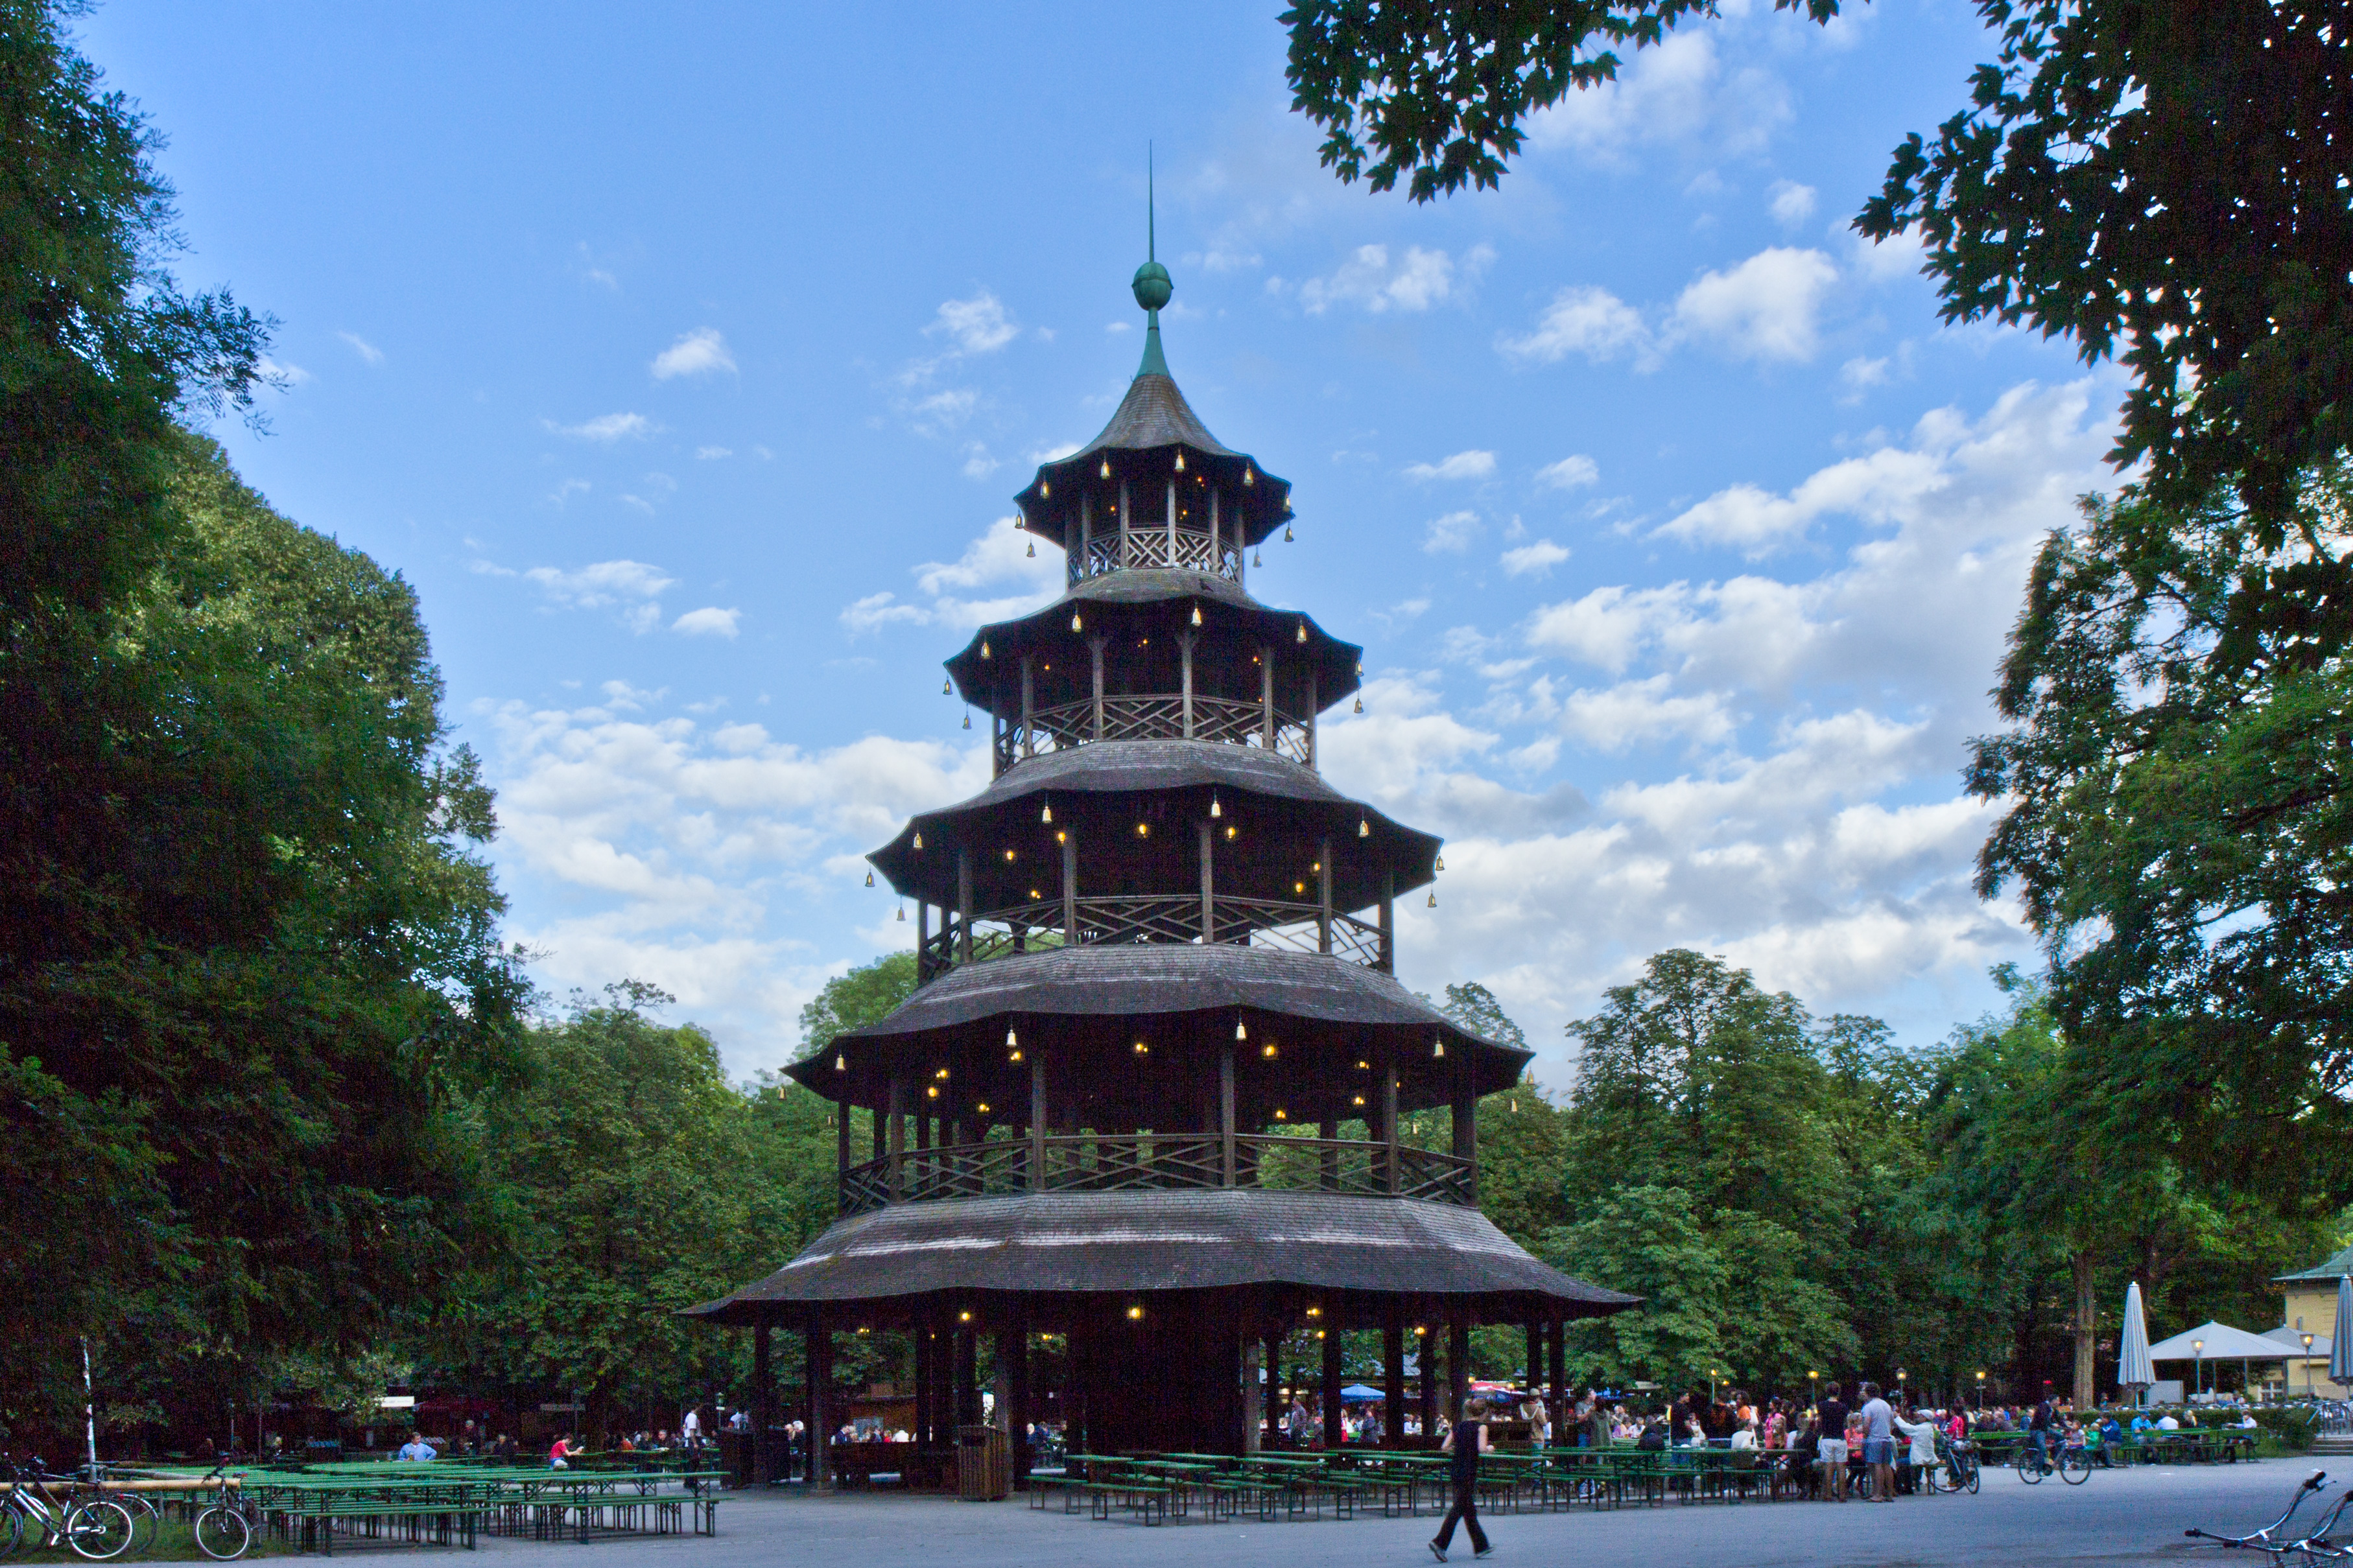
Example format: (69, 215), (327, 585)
(1131, 143), (1172, 377)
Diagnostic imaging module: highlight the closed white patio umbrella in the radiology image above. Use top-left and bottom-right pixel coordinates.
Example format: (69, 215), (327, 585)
(2118, 1282), (2155, 1405)
(2330, 1278), (2353, 1390)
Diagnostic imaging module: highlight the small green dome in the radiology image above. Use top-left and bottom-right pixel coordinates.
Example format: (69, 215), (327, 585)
(1131, 260), (1173, 312)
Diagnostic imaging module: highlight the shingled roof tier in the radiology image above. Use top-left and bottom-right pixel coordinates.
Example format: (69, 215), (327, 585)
(686, 1188), (1638, 1325)
(943, 575), (1361, 718)
(868, 739), (1434, 909)
(1012, 373), (1294, 554)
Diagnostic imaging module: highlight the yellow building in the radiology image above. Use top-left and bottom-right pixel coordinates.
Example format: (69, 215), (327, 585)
(2273, 1245), (2352, 1397)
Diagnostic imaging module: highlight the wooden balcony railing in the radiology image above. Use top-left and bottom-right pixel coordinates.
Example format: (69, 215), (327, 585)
(996, 692), (1312, 770)
(838, 1133), (1476, 1217)
(917, 896), (1386, 982)
(1073, 528), (1244, 584)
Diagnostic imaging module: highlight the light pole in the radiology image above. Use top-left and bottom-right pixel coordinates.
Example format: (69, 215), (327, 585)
(2193, 1338), (2205, 1402)
(1896, 1367), (1908, 1410)
(1976, 1370), (1985, 1411)
(2304, 1333), (2317, 1399)
(1808, 1370), (1819, 1410)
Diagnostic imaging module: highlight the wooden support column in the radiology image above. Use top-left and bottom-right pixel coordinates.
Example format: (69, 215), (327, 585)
(1259, 648), (1275, 747)
(1237, 508), (1247, 589)
(1306, 671), (1319, 769)
(1378, 870), (1395, 974)
(1220, 1040), (1236, 1186)
(1447, 1318), (1470, 1424)
(834, 1095), (850, 1182)
(916, 900), (930, 984)
(1319, 1108), (1338, 1189)
(956, 847), (974, 965)
(1417, 1324), (1436, 1438)
(1028, 1055), (1046, 1192)
(1059, 827), (1078, 944)
(886, 1077), (905, 1200)
(1382, 1311), (1406, 1446)
(1197, 820), (1214, 943)
(752, 1320), (774, 1482)
(1078, 491), (1091, 579)
(1379, 1045), (1399, 1196)
(1264, 1333), (1284, 1446)
(1242, 1333), (1262, 1454)
(807, 1311), (833, 1488)
(1019, 656), (1035, 758)
(956, 1321), (981, 1425)
(1321, 1311), (1344, 1449)
(1117, 478), (1130, 568)
(1548, 1321), (1567, 1445)
(1006, 1307), (1033, 1490)
(1166, 476), (1177, 559)
(869, 1101), (884, 1164)
(1179, 631), (1195, 738)
(1209, 489), (1220, 570)
(1089, 636), (1106, 740)
(1525, 1324), (1544, 1429)
(1317, 835), (1334, 954)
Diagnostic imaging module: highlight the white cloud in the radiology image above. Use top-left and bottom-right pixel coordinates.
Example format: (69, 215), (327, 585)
(672, 607), (742, 638)
(337, 331), (384, 366)
(1668, 246), (1840, 362)
(1838, 357), (1891, 401)
(1526, 583), (1695, 672)
(1524, 31), (1791, 164)
(961, 443), (1001, 480)
(1301, 243), (1493, 315)
(1557, 675), (1737, 751)
(841, 517), (1062, 636)
(1423, 509), (1483, 554)
(927, 290), (1018, 355)
(1502, 539), (1572, 577)
(1406, 450), (1498, 482)
(546, 412), (656, 442)
(475, 694), (994, 1073)
(651, 327), (736, 379)
(257, 356), (311, 387)
(696, 445), (733, 460)
(1536, 455), (1600, 491)
(523, 559), (677, 613)
(1766, 180), (1818, 228)
(1655, 427), (1948, 554)
(1498, 286), (1654, 367)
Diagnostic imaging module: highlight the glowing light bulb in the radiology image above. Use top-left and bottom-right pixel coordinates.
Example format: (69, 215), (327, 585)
(912, 833), (923, 850)
(942, 678), (952, 696)
(1174, 451), (1185, 473)
(1358, 819), (1370, 837)
(1071, 613), (1083, 633)
(1190, 605), (1203, 626)
(980, 640), (991, 659)
(1041, 801), (1052, 823)
(1296, 622), (1308, 644)
(864, 871), (875, 887)
(1100, 458), (1111, 479)
(1210, 796), (1221, 819)
(1235, 1020), (1247, 1040)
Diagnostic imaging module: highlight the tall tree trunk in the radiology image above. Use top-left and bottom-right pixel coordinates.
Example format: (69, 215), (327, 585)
(2072, 1250), (2098, 1410)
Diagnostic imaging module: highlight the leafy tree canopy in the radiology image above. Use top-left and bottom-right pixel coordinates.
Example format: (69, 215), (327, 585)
(794, 950), (919, 1061)
(1281, 0), (2352, 518)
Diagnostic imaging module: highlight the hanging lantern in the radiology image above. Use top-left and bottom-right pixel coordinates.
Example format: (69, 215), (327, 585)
(1353, 697), (1364, 714)
(942, 678), (952, 696)
(864, 871), (875, 887)
(1026, 540), (1035, 557)
(835, 1054), (845, 1071)
(1252, 549), (1262, 568)
(1041, 482), (1050, 498)
(1136, 822), (1150, 837)
(1426, 890), (1437, 908)
(1358, 819), (1370, 837)
(1041, 800), (1052, 823)
(1003, 848), (1015, 862)
(1243, 467), (1255, 487)
(1209, 795), (1221, 819)
(1070, 613), (1083, 632)
(1436, 855), (1445, 872)
(1235, 1019), (1247, 1040)
(897, 905), (907, 921)
(1432, 1039), (1445, 1057)
(1225, 825), (1236, 839)
(1190, 605), (1203, 627)
(962, 709), (972, 730)
(1100, 458), (1111, 479)
(912, 832), (923, 850)
(1133, 1040), (1149, 1055)
(1262, 1043), (1278, 1059)
(980, 640), (991, 659)
(1295, 622), (1308, 644)
(1273, 1108), (1287, 1121)
(1174, 451), (1185, 473)
(1284, 525), (1295, 542)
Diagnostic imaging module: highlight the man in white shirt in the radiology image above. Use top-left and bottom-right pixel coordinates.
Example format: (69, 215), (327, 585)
(396, 1434), (437, 1462)
(1858, 1383), (1897, 1503)
(2157, 1413), (2181, 1430)
(681, 1407), (703, 1447)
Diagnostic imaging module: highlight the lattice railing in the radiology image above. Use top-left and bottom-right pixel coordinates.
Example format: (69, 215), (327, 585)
(1004, 693), (1309, 764)
(917, 895), (1389, 983)
(1067, 528), (1242, 584)
(836, 1134), (1474, 1215)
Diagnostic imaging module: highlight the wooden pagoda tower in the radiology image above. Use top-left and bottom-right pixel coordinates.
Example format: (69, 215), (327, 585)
(691, 247), (1636, 1486)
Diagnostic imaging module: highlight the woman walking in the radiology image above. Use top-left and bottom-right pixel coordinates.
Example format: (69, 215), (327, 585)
(1430, 1400), (1493, 1560)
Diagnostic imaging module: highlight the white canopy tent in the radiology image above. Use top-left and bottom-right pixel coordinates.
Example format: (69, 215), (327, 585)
(2149, 1320), (2296, 1399)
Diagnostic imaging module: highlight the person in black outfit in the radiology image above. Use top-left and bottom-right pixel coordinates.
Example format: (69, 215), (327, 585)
(1430, 1401), (1492, 1560)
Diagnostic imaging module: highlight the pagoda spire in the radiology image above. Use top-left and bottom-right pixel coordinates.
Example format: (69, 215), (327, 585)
(1132, 145), (1172, 379)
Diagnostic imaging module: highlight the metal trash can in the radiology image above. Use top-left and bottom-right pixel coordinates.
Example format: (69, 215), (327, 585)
(956, 1424), (1009, 1501)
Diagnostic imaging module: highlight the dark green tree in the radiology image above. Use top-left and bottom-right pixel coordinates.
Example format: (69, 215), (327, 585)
(794, 951), (919, 1062)
(1282, 0), (2350, 519)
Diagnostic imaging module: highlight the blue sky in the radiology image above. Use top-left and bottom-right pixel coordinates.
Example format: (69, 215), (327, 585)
(80, 1), (2123, 1084)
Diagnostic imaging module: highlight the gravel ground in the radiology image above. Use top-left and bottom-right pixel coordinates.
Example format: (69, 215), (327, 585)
(464, 1457), (2335, 1568)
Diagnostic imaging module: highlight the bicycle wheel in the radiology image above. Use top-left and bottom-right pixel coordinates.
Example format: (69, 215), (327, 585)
(193, 1505), (250, 1561)
(64, 1499), (135, 1561)
(2061, 1449), (2092, 1485)
(0, 1504), (23, 1560)
(2017, 1450), (2044, 1484)
(1963, 1453), (1981, 1494)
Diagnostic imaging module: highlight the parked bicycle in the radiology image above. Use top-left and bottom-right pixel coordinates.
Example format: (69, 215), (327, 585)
(1935, 1436), (1982, 1494)
(2186, 1468), (2330, 1556)
(0, 1455), (137, 1560)
(189, 1462), (253, 1562)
